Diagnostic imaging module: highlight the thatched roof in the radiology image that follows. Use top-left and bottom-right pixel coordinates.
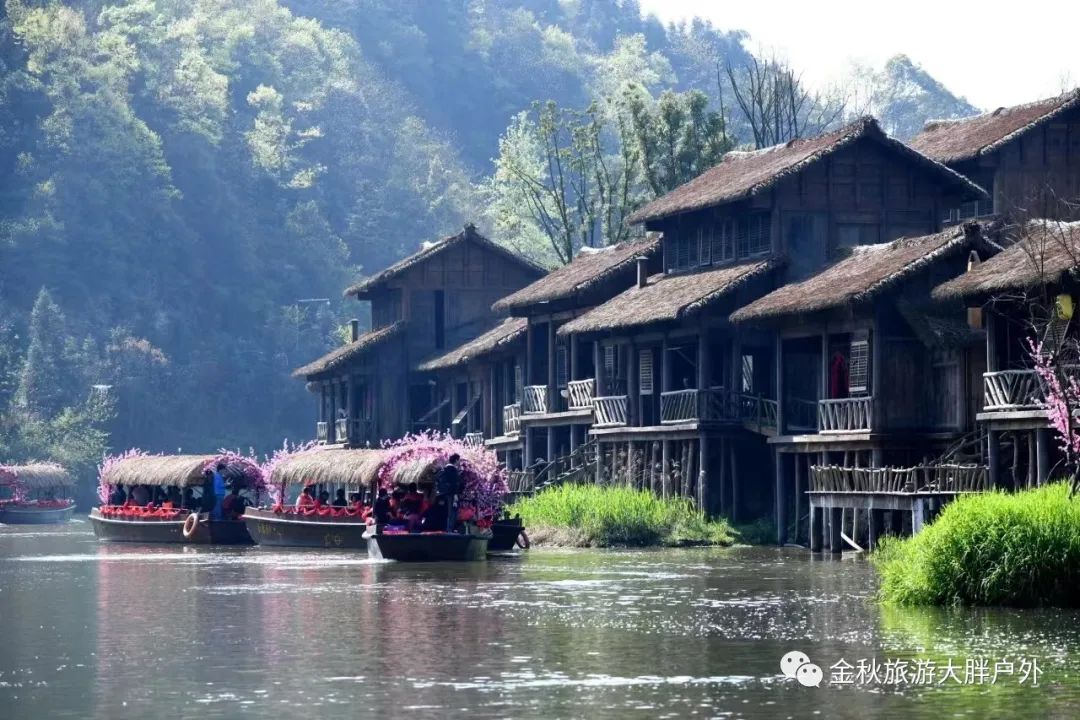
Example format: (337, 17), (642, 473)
(732, 225), (977, 323)
(0, 463), (73, 488)
(910, 90), (1080, 165)
(101, 455), (218, 488)
(417, 317), (526, 372)
(897, 304), (981, 349)
(629, 117), (985, 224)
(560, 258), (778, 335)
(344, 224), (543, 299)
(269, 448), (386, 488)
(492, 235), (661, 314)
(292, 321), (403, 379)
(933, 220), (1080, 300)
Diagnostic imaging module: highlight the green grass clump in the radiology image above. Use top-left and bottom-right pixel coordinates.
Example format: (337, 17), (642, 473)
(873, 482), (1080, 607)
(732, 517), (776, 546)
(511, 483), (735, 548)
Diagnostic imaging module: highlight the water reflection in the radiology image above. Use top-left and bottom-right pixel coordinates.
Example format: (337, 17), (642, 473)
(0, 525), (1077, 719)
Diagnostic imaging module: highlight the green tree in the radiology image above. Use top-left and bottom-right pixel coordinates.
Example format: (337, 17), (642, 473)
(15, 287), (81, 419)
(623, 87), (732, 197)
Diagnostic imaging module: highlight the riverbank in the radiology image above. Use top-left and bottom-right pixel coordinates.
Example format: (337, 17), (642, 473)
(873, 482), (1080, 607)
(511, 484), (735, 548)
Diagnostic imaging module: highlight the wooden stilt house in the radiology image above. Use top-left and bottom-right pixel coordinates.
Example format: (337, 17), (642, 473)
(292, 224), (544, 447)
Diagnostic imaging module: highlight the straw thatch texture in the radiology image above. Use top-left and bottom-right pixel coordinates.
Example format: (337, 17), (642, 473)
(269, 448), (386, 488)
(344, 224), (543, 299)
(559, 257), (777, 335)
(417, 317), (526, 371)
(385, 456), (439, 486)
(292, 321), (403, 379)
(896, 303), (981, 349)
(934, 220), (1080, 300)
(732, 225), (975, 323)
(0, 463), (73, 488)
(492, 234), (660, 313)
(911, 90), (1080, 164)
(102, 455), (217, 488)
(629, 117), (985, 224)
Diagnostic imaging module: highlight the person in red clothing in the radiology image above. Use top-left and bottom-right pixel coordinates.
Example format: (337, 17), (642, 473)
(294, 485), (315, 510)
(221, 486), (248, 520)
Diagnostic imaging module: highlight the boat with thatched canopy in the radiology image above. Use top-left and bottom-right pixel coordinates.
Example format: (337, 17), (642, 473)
(244, 448), (385, 549)
(90, 454), (262, 544)
(0, 463), (76, 524)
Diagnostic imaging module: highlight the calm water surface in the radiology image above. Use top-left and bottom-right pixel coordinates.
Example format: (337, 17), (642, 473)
(0, 522), (1077, 719)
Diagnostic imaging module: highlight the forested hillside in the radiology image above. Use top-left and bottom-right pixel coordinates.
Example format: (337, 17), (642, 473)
(0, 0), (979, 491)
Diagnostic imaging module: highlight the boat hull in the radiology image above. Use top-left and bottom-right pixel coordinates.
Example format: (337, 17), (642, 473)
(243, 508), (369, 549)
(367, 531), (489, 562)
(0, 504), (76, 525)
(488, 518), (525, 552)
(88, 508), (253, 545)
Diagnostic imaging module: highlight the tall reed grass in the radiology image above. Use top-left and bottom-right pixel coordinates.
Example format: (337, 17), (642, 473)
(511, 484), (735, 547)
(873, 483), (1080, 606)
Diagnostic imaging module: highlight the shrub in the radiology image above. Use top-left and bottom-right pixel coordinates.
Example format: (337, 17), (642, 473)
(511, 484), (735, 548)
(873, 483), (1080, 606)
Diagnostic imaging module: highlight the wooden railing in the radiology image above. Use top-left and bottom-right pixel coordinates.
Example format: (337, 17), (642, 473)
(316, 421), (328, 443)
(593, 395), (628, 427)
(983, 370), (1042, 410)
(786, 397), (819, 432)
(506, 470), (534, 494)
(522, 385), (548, 414)
(503, 403), (521, 435)
(464, 432), (484, 447)
(736, 394), (779, 432)
(818, 396), (873, 432)
(811, 464), (989, 493)
(335, 418), (349, 443)
(660, 388), (734, 423)
(567, 379), (595, 410)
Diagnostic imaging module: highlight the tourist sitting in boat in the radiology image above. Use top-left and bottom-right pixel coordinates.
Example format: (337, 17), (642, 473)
(221, 486), (248, 520)
(349, 492), (364, 513)
(317, 490), (331, 508)
(420, 498), (449, 533)
(131, 484), (150, 506)
(295, 485), (315, 510)
(181, 487), (199, 511)
(332, 488), (347, 508)
(109, 484), (127, 506)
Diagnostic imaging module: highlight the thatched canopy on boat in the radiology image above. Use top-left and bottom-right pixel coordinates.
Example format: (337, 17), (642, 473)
(0, 463), (73, 488)
(385, 456), (440, 486)
(101, 455), (219, 488)
(269, 448), (386, 488)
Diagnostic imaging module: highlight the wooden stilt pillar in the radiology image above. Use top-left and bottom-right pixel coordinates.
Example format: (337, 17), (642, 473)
(546, 426), (556, 465)
(829, 507), (843, 554)
(869, 509), (885, 549)
(911, 498), (926, 535)
(988, 429), (1001, 489)
(810, 504), (823, 552)
(662, 440), (671, 498)
(775, 452), (788, 545)
(1036, 428), (1050, 486)
(730, 442), (739, 523)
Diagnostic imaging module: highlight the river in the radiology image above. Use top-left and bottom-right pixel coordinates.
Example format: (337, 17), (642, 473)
(0, 522), (1077, 719)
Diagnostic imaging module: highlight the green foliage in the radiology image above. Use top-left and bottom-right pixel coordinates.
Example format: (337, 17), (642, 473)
(873, 483), (1080, 607)
(15, 288), (82, 418)
(511, 483), (735, 547)
(732, 517), (775, 546)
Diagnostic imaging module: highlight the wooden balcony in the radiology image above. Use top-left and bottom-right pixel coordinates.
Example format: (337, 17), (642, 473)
(736, 393), (779, 432)
(503, 403), (522, 435)
(983, 370), (1042, 410)
(660, 388), (734, 424)
(818, 396), (873, 433)
(464, 432), (485, 447)
(593, 395), (628, 427)
(522, 385), (548, 414)
(567, 379), (595, 410)
(316, 421), (328, 443)
(811, 463), (989, 493)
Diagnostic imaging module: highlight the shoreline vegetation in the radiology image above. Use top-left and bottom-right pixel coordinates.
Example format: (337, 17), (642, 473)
(511, 484), (736, 548)
(873, 483), (1080, 607)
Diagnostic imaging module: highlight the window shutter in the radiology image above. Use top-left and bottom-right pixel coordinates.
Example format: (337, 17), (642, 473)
(604, 344), (616, 386)
(741, 355), (754, 393)
(677, 235), (690, 269)
(514, 363), (522, 401)
(639, 349), (654, 395)
(556, 343), (568, 388)
(688, 228), (700, 266)
(849, 340), (870, 394)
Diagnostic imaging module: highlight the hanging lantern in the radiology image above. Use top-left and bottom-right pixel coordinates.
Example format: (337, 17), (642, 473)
(1056, 294), (1074, 321)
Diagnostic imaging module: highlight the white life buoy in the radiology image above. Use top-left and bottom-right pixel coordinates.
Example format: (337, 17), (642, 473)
(182, 512), (200, 539)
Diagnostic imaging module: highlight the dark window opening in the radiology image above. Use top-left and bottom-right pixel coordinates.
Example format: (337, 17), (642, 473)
(434, 290), (445, 349)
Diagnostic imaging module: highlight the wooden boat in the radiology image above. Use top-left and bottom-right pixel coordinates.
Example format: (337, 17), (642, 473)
(93, 454), (261, 545)
(0, 502), (76, 525)
(0, 463), (75, 525)
(243, 506), (369, 549)
(89, 507), (253, 544)
(366, 528), (490, 562)
(245, 448), (385, 549)
(488, 516), (527, 552)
